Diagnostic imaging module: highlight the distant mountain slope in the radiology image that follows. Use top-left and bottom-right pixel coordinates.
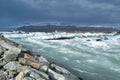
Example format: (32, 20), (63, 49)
(15, 25), (118, 32)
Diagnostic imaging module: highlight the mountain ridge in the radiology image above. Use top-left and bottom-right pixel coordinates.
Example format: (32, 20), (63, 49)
(15, 25), (118, 32)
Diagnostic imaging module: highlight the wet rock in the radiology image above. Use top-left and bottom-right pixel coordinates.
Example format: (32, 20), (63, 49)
(15, 72), (25, 80)
(38, 56), (49, 65)
(0, 34), (5, 41)
(115, 31), (120, 35)
(96, 38), (102, 41)
(48, 69), (80, 80)
(104, 37), (108, 40)
(86, 39), (90, 41)
(50, 63), (70, 74)
(17, 45), (28, 52)
(4, 61), (24, 72)
(40, 65), (48, 72)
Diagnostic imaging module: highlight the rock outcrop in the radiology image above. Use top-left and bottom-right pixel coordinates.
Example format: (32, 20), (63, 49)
(0, 34), (81, 80)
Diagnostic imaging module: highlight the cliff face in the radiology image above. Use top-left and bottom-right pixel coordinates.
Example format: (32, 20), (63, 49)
(15, 25), (118, 32)
(0, 34), (81, 80)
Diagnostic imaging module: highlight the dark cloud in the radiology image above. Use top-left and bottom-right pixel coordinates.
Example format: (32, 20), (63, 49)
(0, 0), (120, 30)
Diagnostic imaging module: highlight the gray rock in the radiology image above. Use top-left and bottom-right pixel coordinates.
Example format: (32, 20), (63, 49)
(9, 78), (15, 80)
(48, 68), (80, 80)
(24, 69), (44, 80)
(4, 61), (24, 72)
(23, 77), (35, 80)
(30, 67), (49, 80)
(38, 56), (49, 65)
(3, 51), (18, 62)
(1, 43), (21, 54)
(0, 59), (6, 67)
(0, 34), (5, 41)
(40, 65), (48, 72)
(50, 64), (71, 74)
(0, 46), (4, 55)
(0, 71), (8, 80)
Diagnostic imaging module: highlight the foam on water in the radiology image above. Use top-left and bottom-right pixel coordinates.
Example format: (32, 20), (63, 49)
(3, 32), (120, 80)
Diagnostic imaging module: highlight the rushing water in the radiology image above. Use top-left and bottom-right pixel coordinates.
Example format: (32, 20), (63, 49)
(3, 32), (120, 80)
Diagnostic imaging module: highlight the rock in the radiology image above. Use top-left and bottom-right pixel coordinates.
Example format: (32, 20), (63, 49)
(96, 38), (102, 41)
(23, 53), (38, 63)
(19, 58), (42, 69)
(38, 56), (49, 65)
(48, 69), (66, 80)
(0, 74), (7, 80)
(0, 46), (4, 55)
(3, 50), (18, 62)
(23, 77), (35, 80)
(24, 69), (44, 80)
(1, 43), (21, 54)
(50, 64), (71, 74)
(17, 45), (28, 52)
(0, 71), (8, 80)
(115, 31), (120, 35)
(48, 69), (80, 80)
(0, 59), (6, 68)
(4, 61), (24, 72)
(30, 67), (49, 80)
(9, 78), (15, 80)
(0, 34), (5, 41)
(40, 65), (49, 72)
(15, 72), (25, 80)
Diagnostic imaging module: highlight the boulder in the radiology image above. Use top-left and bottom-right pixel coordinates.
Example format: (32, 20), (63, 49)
(0, 71), (8, 80)
(0, 46), (4, 55)
(24, 69), (44, 80)
(38, 56), (49, 65)
(3, 51), (18, 62)
(48, 69), (80, 80)
(50, 64), (70, 74)
(23, 77), (35, 80)
(1, 43), (21, 54)
(19, 58), (42, 69)
(30, 67), (49, 80)
(0, 74), (7, 80)
(40, 65), (48, 72)
(0, 59), (6, 68)
(0, 34), (5, 41)
(96, 38), (102, 41)
(15, 72), (25, 80)
(4, 61), (24, 72)
(48, 69), (66, 80)
(23, 53), (38, 63)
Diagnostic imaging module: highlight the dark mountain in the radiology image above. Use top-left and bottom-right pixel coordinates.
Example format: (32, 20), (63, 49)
(15, 25), (118, 32)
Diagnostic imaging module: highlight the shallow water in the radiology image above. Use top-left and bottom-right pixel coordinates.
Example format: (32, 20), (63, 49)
(3, 32), (120, 80)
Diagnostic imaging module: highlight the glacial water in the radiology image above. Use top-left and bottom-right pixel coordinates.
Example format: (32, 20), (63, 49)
(3, 32), (120, 80)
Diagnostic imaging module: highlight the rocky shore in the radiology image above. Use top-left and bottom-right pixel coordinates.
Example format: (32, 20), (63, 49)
(0, 34), (81, 80)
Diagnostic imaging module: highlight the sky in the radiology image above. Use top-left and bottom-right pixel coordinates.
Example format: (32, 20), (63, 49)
(0, 0), (120, 31)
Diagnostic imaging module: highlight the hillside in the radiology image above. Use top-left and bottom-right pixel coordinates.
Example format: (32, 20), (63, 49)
(15, 25), (118, 32)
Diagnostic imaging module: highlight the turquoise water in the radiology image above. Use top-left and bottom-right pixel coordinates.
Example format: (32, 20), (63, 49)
(4, 32), (120, 80)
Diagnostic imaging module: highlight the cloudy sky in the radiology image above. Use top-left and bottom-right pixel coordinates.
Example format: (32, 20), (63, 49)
(0, 0), (120, 30)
